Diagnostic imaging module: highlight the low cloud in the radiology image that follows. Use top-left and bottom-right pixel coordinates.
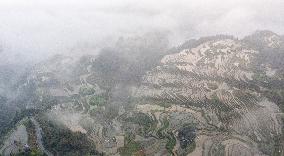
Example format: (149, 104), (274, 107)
(0, 0), (283, 64)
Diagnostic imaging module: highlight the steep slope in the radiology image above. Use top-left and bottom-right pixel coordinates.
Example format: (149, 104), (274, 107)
(134, 32), (284, 156)
(1, 31), (283, 156)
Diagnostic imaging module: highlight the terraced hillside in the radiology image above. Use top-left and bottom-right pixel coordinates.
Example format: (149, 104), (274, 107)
(134, 31), (284, 156)
(1, 31), (283, 156)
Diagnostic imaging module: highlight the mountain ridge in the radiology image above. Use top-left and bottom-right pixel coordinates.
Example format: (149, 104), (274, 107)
(1, 30), (284, 156)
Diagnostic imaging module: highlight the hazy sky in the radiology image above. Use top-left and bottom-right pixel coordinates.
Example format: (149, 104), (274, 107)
(0, 0), (283, 63)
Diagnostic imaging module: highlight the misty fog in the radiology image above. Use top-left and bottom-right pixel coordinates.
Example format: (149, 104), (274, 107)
(0, 0), (283, 65)
(0, 0), (284, 156)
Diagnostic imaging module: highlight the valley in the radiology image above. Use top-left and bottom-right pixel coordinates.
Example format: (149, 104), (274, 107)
(0, 31), (284, 156)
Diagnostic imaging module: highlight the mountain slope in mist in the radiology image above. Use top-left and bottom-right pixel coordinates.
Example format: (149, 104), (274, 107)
(0, 30), (284, 156)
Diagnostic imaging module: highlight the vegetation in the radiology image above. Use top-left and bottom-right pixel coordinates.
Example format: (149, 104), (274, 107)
(157, 118), (169, 138)
(124, 112), (156, 135)
(156, 101), (172, 109)
(89, 95), (107, 107)
(79, 86), (96, 96)
(15, 149), (44, 156)
(165, 132), (176, 155)
(24, 119), (38, 150)
(0, 109), (39, 146)
(187, 141), (196, 154)
(118, 133), (143, 156)
(178, 125), (196, 151)
(37, 115), (101, 156)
